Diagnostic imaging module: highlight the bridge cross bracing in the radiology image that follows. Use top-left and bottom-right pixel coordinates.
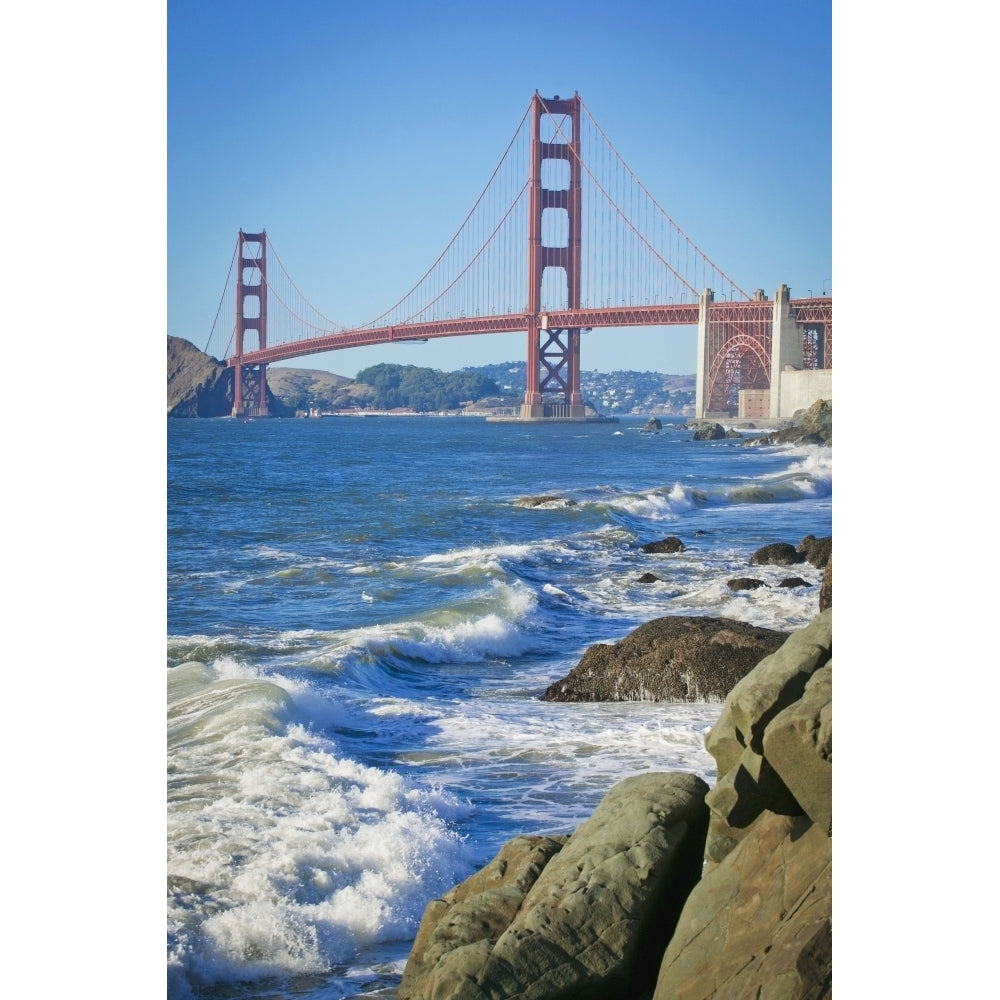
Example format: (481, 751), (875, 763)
(207, 92), (831, 420)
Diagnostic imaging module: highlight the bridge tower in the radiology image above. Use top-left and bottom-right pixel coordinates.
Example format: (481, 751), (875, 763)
(232, 230), (269, 417)
(522, 93), (586, 421)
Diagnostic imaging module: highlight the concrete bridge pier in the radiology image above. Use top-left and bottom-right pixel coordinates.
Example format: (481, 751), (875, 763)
(769, 284), (801, 420)
(694, 288), (713, 419)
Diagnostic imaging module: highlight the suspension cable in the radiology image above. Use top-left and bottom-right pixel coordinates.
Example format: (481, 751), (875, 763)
(267, 238), (347, 332)
(362, 99), (533, 329)
(204, 238), (238, 355)
(578, 98), (749, 300)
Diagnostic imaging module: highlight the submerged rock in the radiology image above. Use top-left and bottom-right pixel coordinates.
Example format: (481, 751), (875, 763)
(515, 495), (577, 508)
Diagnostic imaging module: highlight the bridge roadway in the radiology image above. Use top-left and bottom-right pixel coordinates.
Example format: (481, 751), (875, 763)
(227, 298), (832, 369)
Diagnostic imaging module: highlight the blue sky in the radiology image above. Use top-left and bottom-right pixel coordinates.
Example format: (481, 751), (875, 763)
(168, 0), (831, 377)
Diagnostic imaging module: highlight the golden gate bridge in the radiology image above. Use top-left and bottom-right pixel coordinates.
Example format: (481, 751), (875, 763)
(204, 93), (832, 420)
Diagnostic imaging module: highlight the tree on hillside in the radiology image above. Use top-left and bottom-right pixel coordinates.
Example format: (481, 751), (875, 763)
(355, 363), (500, 411)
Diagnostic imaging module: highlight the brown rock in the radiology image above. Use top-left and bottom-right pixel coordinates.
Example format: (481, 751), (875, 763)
(749, 542), (804, 566)
(641, 537), (686, 554)
(819, 558), (832, 611)
(541, 617), (788, 703)
(796, 534), (832, 569)
(515, 496), (577, 508)
(401, 773), (710, 1000)
(653, 812), (831, 1000)
(398, 835), (567, 1000)
(703, 611), (832, 862)
(691, 423), (726, 440)
(763, 663), (832, 835)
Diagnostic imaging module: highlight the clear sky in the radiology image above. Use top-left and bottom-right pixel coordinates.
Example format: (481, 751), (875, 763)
(167, 0), (832, 377)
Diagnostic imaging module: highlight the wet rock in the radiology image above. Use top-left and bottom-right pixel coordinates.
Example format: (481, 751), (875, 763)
(541, 616), (788, 703)
(727, 577), (768, 591)
(778, 577), (812, 588)
(703, 610), (832, 859)
(398, 835), (567, 1000)
(515, 496), (577, 508)
(400, 772), (710, 1000)
(641, 537), (685, 554)
(797, 533), (832, 569)
(691, 422), (726, 440)
(653, 812), (831, 1000)
(749, 541), (804, 566)
(819, 558), (832, 611)
(654, 611), (833, 999)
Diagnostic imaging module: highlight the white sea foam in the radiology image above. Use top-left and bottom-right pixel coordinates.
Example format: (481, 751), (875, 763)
(606, 483), (697, 519)
(758, 443), (833, 497)
(420, 698), (721, 838)
(419, 542), (536, 567)
(168, 668), (474, 994)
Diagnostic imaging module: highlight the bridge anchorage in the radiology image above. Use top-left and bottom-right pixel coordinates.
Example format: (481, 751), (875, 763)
(221, 92), (831, 422)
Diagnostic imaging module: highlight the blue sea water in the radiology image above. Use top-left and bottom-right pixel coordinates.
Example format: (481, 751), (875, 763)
(167, 414), (832, 999)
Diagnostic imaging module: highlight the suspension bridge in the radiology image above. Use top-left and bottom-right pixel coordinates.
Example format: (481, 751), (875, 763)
(207, 92), (832, 421)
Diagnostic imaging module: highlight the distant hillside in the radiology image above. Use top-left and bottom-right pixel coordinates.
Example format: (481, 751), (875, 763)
(463, 362), (695, 416)
(168, 337), (696, 417)
(167, 337), (294, 417)
(266, 367), (358, 412)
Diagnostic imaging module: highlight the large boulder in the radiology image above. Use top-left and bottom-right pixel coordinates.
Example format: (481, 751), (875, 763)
(797, 534), (832, 569)
(653, 610), (833, 999)
(399, 835), (568, 1000)
(749, 541), (803, 566)
(641, 536), (686, 554)
(400, 772), (710, 1000)
(746, 398), (832, 447)
(702, 610), (832, 861)
(653, 812), (831, 1000)
(763, 663), (832, 835)
(691, 423), (726, 441)
(799, 397), (833, 444)
(541, 617), (788, 703)
(819, 558), (832, 611)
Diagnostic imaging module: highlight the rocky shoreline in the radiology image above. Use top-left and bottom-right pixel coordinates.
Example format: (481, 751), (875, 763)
(399, 602), (832, 999)
(398, 502), (833, 999)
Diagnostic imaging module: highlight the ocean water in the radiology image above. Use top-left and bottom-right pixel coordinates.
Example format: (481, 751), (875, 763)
(167, 414), (832, 999)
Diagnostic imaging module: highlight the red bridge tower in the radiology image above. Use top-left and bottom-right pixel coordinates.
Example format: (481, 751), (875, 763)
(232, 230), (269, 417)
(522, 93), (585, 420)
